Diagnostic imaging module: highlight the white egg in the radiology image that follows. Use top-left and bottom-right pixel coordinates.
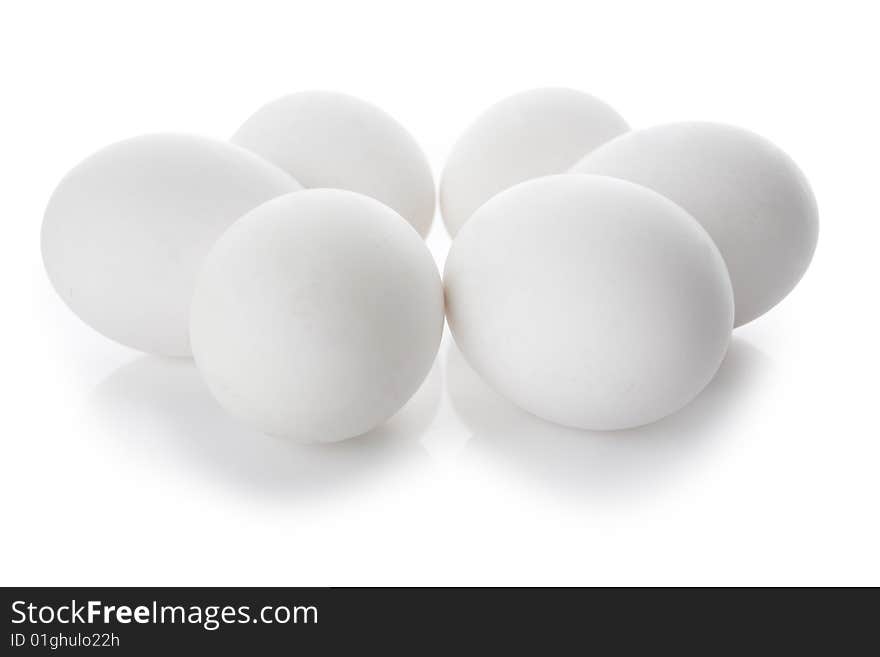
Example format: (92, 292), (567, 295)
(570, 122), (819, 326)
(190, 189), (444, 443)
(439, 87), (628, 237)
(232, 91), (435, 237)
(444, 175), (734, 431)
(41, 134), (301, 357)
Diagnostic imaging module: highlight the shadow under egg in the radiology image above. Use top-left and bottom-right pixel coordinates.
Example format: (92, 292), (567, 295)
(86, 353), (443, 501)
(445, 338), (772, 503)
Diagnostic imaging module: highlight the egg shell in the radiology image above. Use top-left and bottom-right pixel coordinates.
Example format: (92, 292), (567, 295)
(570, 122), (819, 326)
(439, 87), (628, 236)
(41, 134), (301, 356)
(190, 189), (444, 442)
(444, 174), (734, 430)
(233, 91), (435, 237)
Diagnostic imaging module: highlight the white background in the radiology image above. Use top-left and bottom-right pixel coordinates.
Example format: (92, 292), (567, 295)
(2, 0), (878, 586)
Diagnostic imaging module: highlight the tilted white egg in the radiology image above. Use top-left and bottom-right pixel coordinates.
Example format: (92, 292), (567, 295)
(439, 87), (628, 237)
(232, 91), (436, 237)
(190, 189), (444, 443)
(41, 134), (301, 356)
(444, 175), (734, 431)
(570, 122), (819, 326)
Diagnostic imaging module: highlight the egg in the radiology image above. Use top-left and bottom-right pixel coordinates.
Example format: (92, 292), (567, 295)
(190, 189), (444, 442)
(439, 87), (628, 237)
(41, 134), (301, 357)
(232, 91), (435, 237)
(444, 175), (734, 431)
(570, 122), (819, 326)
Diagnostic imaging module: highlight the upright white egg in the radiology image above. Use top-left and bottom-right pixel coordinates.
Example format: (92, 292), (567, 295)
(41, 134), (301, 357)
(570, 122), (819, 326)
(439, 87), (628, 236)
(444, 175), (734, 431)
(232, 91), (436, 237)
(190, 189), (444, 443)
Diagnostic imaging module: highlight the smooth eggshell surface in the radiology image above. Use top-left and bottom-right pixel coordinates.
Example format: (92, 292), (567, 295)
(41, 134), (301, 356)
(190, 189), (444, 443)
(232, 91), (436, 237)
(439, 87), (628, 236)
(444, 175), (734, 431)
(570, 122), (819, 326)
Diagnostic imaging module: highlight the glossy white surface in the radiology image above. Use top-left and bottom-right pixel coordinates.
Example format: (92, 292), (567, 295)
(5, 0), (879, 586)
(41, 134), (300, 356)
(571, 123), (819, 326)
(190, 190), (443, 443)
(445, 175), (733, 430)
(439, 87), (628, 236)
(233, 91), (435, 237)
